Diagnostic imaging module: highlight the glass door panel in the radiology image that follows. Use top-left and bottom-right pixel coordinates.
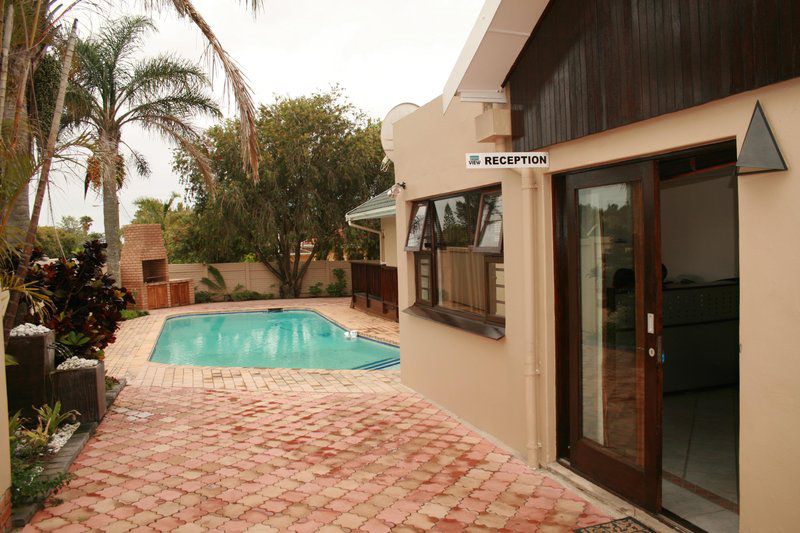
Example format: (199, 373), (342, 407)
(560, 161), (662, 511)
(578, 183), (644, 465)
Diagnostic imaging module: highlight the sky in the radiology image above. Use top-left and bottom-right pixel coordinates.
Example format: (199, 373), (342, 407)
(41, 0), (485, 233)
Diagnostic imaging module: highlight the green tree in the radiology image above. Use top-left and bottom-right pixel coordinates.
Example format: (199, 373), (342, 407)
(35, 216), (101, 258)
(73, 16), (220, 284)
(132, 193), (180, 230)
(175, 89), (392, 297)
(131, 193), (198, 263)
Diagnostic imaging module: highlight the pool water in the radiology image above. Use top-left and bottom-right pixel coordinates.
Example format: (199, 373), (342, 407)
(150, 310), (399, 370)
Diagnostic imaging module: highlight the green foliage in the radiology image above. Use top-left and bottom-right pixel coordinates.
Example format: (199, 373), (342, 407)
(131, 194), (201, 263)
(26, 241), (135, 358)
(120, 309), (149, 320)
(32, 403), (78, 440)
(325, 268), (348, 297)
(199, 265), (255, 301)
(36, 216), (101, 259)
(174, 88), (393, 297)
(200, 265), (228, 293)
(308, 283), (323, 297)
(230, 290), (267, 302)
(11, 457), (72, 506)
(11, 403), (78, 461)
(194, 291), (213, 304)
(105, 374), (120, 391)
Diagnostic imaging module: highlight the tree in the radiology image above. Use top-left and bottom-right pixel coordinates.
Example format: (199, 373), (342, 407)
(35, 216), (93, 258)
(131, 193), (198, 263)
(176, 89), (392, 297)
(74, 16), (220, 284)
(132, 193), (180, 230)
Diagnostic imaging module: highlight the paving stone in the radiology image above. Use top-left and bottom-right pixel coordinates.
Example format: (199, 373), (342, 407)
(23, 300), (615, 532)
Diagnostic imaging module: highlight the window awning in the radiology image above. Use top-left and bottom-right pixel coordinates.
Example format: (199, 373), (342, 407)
(345, 189), (396, 222)
(442, 0), (549, 112)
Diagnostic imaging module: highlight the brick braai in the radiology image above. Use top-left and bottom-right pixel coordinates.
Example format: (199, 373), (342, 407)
(120, 224), (194, 310)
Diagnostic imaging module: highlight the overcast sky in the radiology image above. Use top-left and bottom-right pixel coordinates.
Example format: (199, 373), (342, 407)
(41, 0), (484, 233)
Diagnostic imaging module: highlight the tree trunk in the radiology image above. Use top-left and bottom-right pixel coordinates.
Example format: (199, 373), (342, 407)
(100, 132), (122, 285)
(3, 22), (78, 343)
(2, 51), (31, 242)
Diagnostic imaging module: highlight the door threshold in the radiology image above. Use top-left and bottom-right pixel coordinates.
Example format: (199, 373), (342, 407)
(546, 462), (690, 533)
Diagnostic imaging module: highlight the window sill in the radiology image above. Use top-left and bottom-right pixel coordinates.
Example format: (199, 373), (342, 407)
(402, 305), (505, 340)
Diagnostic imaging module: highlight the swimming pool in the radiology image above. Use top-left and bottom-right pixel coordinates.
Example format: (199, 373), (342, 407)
(150, 310), (399, 370)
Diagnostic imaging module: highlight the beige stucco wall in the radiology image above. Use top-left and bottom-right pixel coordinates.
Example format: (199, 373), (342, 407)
(393, 78), (800, 531)
(537, 78), (800, 531)
(393, 96), (530, 455)
(0, 291), (12, 503)
(380, 216), (397, 267)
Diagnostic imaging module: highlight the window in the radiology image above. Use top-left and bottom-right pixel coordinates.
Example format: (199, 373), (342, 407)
(404, 187), (505, 335)
(404, 202), (429, 251)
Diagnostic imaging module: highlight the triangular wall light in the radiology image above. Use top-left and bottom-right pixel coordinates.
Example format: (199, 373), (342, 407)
(736, 101), (787, 175)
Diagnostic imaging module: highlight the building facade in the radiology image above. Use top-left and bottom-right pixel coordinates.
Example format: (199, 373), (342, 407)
(392, 1), (800, 531)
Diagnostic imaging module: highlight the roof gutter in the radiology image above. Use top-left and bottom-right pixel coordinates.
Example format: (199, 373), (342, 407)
(345, 206), (396, 223)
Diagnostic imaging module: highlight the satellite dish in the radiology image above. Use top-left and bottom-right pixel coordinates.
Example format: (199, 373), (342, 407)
(380, 102), (419, 162)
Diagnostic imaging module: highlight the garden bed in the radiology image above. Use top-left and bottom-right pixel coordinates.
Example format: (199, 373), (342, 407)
(10, 378), (126, 528)
(11, 423), (97, 528)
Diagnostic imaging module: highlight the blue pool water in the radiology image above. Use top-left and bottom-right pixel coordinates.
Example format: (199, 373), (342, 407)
(150, 310), (399, 370)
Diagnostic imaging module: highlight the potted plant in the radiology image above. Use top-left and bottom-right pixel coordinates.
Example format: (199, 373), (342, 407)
(51, 333), (105, 424)
(5, 326), (55, 421)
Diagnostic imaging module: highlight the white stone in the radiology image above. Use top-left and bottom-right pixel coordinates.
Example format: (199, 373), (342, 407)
(9, 323), (51, 337)
(56, 356), (99, 370)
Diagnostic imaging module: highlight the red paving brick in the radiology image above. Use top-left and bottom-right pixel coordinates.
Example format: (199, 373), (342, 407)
(24, 385), (613, 531)
(23, 301), (615, 531)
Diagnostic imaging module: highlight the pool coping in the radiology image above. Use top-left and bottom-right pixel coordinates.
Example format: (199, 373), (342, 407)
(146, 306), (400, 371)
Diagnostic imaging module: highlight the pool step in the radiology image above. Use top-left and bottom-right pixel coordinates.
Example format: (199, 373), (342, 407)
(352, 357), (400, 371)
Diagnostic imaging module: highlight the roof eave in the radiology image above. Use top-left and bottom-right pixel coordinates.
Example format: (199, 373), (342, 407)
(442, 0), (550, 112)
(345, 206), (397, 223)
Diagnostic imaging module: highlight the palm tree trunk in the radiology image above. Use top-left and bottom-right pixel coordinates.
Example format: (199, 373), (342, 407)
(3, 21), (78, 342)
(100, 131), (122, 285)
(3, 52), (32, 242)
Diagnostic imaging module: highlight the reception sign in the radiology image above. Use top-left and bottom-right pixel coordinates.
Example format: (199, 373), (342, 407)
(466, 152), (550, 169)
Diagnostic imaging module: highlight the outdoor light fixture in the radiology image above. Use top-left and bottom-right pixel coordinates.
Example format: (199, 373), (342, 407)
(736, 101), (788, 176)
(387, 182), (406, 198)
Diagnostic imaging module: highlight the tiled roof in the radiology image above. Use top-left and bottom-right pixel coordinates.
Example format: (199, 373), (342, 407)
(345, 189), (396, 221)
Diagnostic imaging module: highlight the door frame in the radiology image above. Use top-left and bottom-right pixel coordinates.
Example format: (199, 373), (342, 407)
(552, 140), (738, 513)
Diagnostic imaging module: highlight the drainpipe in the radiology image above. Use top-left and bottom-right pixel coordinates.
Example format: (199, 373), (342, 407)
(490, 101), (540, 467)
(347, 220), (384, 264)
(520, 167), (541, 467)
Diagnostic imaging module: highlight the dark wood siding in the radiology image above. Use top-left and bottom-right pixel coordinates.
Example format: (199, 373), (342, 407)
(509, 0), (800, 151)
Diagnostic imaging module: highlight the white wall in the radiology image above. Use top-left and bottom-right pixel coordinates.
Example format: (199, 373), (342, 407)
(381, 216), (398, 267)
(660, 171), (739, 282)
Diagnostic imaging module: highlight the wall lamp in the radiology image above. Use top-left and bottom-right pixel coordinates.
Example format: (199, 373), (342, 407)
(736, 101), (788, 176)
(387, 182), (406, 198)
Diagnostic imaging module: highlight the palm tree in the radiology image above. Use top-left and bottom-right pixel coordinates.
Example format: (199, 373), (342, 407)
(132, 192), (180, 230)
(74, 16), (220, 284)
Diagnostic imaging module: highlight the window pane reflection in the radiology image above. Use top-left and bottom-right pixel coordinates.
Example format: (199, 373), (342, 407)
(578, 183), (643, 465)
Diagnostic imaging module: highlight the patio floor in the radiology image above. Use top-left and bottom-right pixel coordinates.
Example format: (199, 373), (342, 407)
(23, 299), (616, 532)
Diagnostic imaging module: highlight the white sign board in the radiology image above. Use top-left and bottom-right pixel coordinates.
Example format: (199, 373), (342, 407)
(466, 152), (549, 169)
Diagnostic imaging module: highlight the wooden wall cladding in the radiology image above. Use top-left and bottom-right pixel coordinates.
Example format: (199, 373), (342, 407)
(508, 0), (800, 151)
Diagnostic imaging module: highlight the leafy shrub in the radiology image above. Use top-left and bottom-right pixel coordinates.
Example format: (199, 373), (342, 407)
(27, 241), (134, 359)
(308, 283), (323, 297)
(199, 265), (243, 301)
(325, 268), (347, 297)
(105, 374), (120, 391)
(194, 290), (213, 303)
(120, 309), (148, 320)
(9, 406), (75, 505)
(230, 290), (265, 302)
(11, 457), (71, 506)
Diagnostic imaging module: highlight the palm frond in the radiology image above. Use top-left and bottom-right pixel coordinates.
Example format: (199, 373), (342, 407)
(152, 0), (260, 179)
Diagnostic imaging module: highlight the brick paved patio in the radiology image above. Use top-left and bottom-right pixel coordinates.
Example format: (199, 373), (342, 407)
(22, 299), (616, 531)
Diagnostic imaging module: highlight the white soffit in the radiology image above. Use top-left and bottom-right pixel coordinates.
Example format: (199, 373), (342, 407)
(442, 0), (549, 112)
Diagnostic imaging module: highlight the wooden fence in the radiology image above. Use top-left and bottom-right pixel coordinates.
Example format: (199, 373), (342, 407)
(169, 261), (352, 298)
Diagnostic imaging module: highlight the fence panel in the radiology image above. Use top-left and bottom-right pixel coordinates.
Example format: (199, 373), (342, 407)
(169, 261), (352, 297)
